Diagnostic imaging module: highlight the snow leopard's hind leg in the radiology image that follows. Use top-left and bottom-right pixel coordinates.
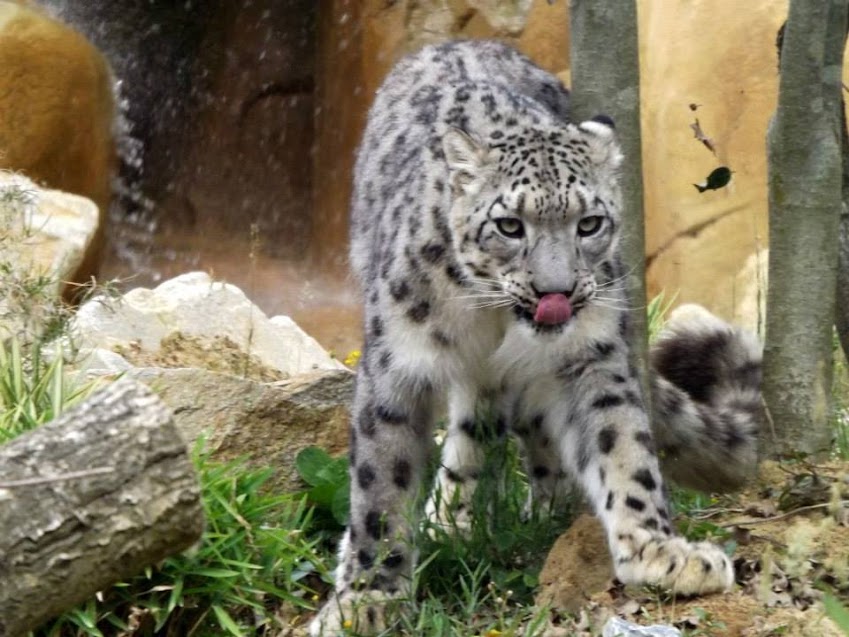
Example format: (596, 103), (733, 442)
(424, 386), (500, 536)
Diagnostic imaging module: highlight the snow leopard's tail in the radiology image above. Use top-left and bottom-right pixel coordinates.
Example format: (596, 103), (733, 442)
(648, 304), (762, 493)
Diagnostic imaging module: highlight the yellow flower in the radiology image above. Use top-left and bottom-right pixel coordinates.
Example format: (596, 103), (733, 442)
(343, 619), (353, 629)
(485, 630), (503, 637)
(344, 350), (362, 368)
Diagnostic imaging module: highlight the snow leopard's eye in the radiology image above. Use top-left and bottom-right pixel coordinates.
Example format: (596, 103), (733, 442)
(495, 217), (525, 239)
(577, 215), (604, 237)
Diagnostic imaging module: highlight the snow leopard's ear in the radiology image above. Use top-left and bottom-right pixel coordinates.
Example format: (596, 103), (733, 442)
(577, 115), (623, 171)
(443, 127), (489, 192)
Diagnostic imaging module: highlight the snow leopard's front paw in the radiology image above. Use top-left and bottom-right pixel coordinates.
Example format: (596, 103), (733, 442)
(612, 529), (733, 595)
(310, 590), (403, 636)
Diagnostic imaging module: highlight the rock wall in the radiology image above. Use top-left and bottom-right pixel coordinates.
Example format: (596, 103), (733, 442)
(0, 1), (114, 285)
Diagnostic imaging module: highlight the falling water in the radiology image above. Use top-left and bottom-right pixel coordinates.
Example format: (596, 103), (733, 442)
(36, 0), (364, 354)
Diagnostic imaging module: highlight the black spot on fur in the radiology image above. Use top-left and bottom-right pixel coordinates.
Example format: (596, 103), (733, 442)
(643, 517), (659, 530)
(606, 492), (614, 510)
(667, 558), (677, 575)
(432, 330), (451, 346)
(598, 427), (617, 454)
(357, 464), (377, 490)
(702, 559), (713, 572)
(592, 341), (616, 358)
(618, 313), (629, 339)
(358, 549), (374, 569)
(592, 394), (624, 409)
(367, 607), (377, 626)
(652, 331), (733, 403)
(389, 279), (410, 301)
(383, 550), (404, 569)
(393, 458), (411, 489)
(461, 418), (492, 442)
(370, 316), (384, 339)
(445, 262), (466, 285)
(445, 468), (465, 483)
(532, 465), (550, 479)
(407, 300), (431, 322)
(634, 430), (656, 454)
(421, 242), (446, 264)
(530, 413), (544, 430)
(365, 510), (385, 540)
(625, 495), (646, 512)
(632, 468), (657, 491)
(377, 405), (407, 424)
(625, 390), (643, 408)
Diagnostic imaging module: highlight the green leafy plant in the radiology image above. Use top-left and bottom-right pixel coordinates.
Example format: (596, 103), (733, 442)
(647, 290), (677, 342)
(0, 338), (94, 443)
(824, 592), (849, 635)
(296, 445), (350, 529)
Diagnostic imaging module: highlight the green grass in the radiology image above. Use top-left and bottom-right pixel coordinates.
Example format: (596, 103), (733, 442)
(35, 447), (326, 637)
(300, 434), (569, 636)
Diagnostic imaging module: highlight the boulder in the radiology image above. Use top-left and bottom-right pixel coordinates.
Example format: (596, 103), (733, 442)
(0, 1), (114, 283)
(0, 172), (100, 339)
(67, 271), (346, 378)
(128, 366), (353, 492)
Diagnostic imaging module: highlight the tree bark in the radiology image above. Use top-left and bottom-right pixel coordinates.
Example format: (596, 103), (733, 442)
(0, 378), (204, 636)
(569, 0), (649, 399)
(763, 0), (849, 457)
(835, 21), (849, 360)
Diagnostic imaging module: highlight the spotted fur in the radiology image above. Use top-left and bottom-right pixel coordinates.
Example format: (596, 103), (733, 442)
(311, 40), (760, 635)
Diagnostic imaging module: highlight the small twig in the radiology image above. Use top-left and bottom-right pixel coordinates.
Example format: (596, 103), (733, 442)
(761, 395), (777, 444)
(691, 506), (746, 521)
(0, 466), (114, 489)
(719, 500), (848, 528)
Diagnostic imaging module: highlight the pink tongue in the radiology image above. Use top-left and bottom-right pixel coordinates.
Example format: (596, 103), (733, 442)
(534, 293), (573, 325)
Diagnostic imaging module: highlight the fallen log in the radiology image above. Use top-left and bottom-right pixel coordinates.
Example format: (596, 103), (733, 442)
(0, 377), (204, 636)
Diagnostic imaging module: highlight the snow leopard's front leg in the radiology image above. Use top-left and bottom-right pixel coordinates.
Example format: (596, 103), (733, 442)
(310, 348), (434, 636)
(558, 351), (734, 595)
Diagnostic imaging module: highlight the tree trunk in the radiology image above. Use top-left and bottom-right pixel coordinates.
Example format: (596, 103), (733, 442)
(0, 378), (204, 636)
(569, 0), (649, 399)
(763, 0), (849, 457)
(835, 29), (849, 360)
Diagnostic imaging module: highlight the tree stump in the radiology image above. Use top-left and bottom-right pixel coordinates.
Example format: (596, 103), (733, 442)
(0, 378), (204, 636)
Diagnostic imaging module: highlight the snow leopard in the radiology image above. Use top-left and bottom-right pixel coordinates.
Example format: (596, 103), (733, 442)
(311, 40), (761, 635)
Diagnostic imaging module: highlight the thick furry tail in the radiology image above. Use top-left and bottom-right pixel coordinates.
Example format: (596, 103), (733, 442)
(648, 304), (762, 493)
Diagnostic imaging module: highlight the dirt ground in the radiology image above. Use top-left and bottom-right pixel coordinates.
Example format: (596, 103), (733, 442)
(539, 459), (849, 636)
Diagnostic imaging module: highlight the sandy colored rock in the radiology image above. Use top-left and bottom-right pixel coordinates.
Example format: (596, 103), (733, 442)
(131, 367), (353, 492)
(0, 1), (114, 283)
(68, 272), (346, 378)
(536, 513), (613, 614)
(0, 172), (100, 338)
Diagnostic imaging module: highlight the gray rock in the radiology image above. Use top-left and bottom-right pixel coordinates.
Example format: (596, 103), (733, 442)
(129, 366), (353, 492)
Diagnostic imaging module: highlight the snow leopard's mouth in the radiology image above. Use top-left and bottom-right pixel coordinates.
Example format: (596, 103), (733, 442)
(514, 297), (583, 332)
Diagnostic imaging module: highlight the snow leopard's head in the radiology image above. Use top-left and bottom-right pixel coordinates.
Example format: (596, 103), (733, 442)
(442, 117), (624, 330)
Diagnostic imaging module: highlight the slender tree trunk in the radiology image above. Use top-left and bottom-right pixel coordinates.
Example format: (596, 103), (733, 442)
(569, 0), (648, 398)
(835, 27), (849, 359)
(0, 378), (204, 636)
(763, 0), (849, 457)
